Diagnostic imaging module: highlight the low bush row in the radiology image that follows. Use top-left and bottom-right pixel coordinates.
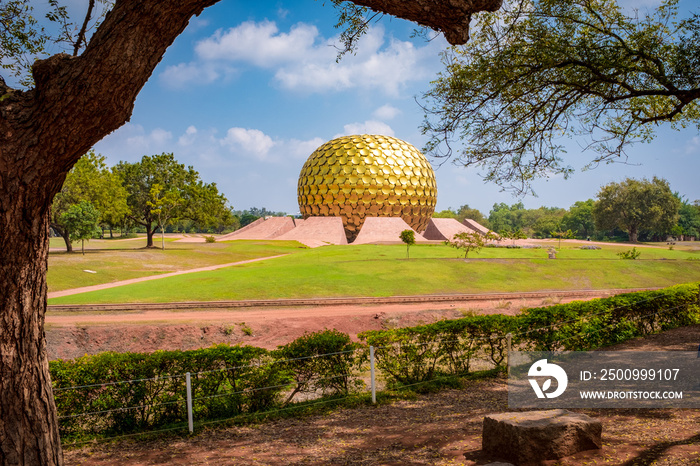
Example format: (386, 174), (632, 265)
(51, 329), (361, 440)
(51, 283), (700, 440)
(360, 283), (700, 386)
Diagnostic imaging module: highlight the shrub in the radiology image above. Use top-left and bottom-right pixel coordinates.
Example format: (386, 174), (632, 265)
(617, 247), (641, 259)
(273, 329), (365, 405)
(51, 345), (285, 439)
(204, 235), (216, 243)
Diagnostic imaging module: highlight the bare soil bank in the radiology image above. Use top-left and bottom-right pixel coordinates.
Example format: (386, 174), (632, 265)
(45, 292), (609, 360)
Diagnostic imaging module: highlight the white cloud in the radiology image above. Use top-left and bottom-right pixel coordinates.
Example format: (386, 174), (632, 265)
(178, 126), (198, 146)
(116, 125), (173, 154)
(92, 124), (175, 166)
(221, 127), (276, 160)
(338, 120), (395, 137)
(684, 136), (700, 155)
(185, 17), (211, 33)
(164, 20), (445, 95)
(159, 62), (237, 89)
(373, 104), (401, 120)
(195, 21), (318, 67)
(287, 137), (325, 159)
(272, 26), (441, 96)
(276, 8), (290, 20)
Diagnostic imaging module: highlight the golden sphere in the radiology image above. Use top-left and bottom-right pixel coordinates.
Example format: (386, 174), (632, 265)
(298, 135), (437, 242)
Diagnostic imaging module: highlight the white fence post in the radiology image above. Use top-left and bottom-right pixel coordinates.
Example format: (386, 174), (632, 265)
(370, 346), (376, 404)
(506, 333), (512, 376)
(186, 372), (193, 433)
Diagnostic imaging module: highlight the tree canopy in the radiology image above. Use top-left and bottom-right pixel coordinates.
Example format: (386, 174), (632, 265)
(561, 199), (596, 238)
(116, 153), (230, 248)
(677, 196), (700, 239)
(51, 150), (128, 252)
(399, 229), (416, 258)
(592, 177), (680, 242)
(445, 230), (498, 258)
(58, 200), (101, 255)
(421, 0), (700, 193)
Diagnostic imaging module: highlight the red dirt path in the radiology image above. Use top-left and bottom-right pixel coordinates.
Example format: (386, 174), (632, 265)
(48, 291), (613, 360)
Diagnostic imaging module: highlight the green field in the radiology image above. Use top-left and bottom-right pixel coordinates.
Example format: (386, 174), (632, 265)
(47, 238), (306, 293)
(47, 240), (700, 304)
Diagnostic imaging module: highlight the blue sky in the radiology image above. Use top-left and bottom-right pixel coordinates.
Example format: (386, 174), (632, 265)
(83, 0), (700, 215)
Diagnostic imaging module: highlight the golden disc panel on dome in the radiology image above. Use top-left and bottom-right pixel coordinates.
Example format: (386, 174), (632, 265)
(297, 134), (437, 241)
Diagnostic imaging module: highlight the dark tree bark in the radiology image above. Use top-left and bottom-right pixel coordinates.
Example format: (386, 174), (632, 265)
(145, 223), (156, 248)
(129, 214), (157, 248)
(352, 0), (502, 44)
(0, 0), (495, 464)
(628, 225), (639, 243)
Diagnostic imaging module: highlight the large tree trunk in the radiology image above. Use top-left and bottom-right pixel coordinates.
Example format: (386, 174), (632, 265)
(146, 224), (156, 248)
(0, 192), (62, 465)
(629, 225), (638, 243)
(0, 1), (495, 464)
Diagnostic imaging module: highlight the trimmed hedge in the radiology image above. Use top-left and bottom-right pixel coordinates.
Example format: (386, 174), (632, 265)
(359, 283), (700, 386)
(51, 330), (365, 440)
(51, 283), (700, 440)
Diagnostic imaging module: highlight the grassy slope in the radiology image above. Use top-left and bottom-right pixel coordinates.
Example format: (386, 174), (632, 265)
(48, 242), (700, 304)
(47, 239), (306, 293)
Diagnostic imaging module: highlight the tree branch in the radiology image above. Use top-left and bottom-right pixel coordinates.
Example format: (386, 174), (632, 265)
(351, 0), (502, 45)
(73, 0), (96, 56)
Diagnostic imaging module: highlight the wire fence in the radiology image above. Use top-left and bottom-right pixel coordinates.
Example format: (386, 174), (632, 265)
(53, 287), (700, 445)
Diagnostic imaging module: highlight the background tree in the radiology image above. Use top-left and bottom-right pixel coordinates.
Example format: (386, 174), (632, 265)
(58, 201), (101, 255)
(488, 202), (525, 233)
(51, 150), (128, 252)
(116, 153), (212, 248)
(676, 198), (700, 240)
(561, 200), (596, 239)
(421, 0), (700, 193)
(499, 227), (527, 245)
(0, 0), (505, 462)
(432, 204), (489, 227)
(523, 206), (566, 238)
(455, 204), (488, 226)
(399, 229), (415, 258)
(592, 177), (680, 243)
(184, 181), (236, 233)
(148, 183), (183, 250)
(432, 208), (458, 219)
(234, 207), (290, 228)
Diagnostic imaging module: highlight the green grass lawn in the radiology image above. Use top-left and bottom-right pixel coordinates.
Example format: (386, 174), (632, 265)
(47, 240), (700, 304)
(47, 239), (306, 293)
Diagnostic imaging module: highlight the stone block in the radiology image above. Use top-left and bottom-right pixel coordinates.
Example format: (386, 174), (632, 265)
(482, 409), (601, 464)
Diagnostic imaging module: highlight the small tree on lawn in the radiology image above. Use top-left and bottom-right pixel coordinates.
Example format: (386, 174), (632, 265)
(399, 229), (415, 259)
(550, 227), (574, 249)
(59, 201), (101, 255)
(446, 231), (498, 258)
(500, 228), (527, 246)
